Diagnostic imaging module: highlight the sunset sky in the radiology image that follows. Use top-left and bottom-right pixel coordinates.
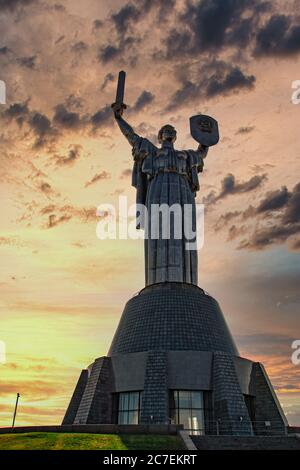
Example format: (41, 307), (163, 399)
(0, 0), (300, 427)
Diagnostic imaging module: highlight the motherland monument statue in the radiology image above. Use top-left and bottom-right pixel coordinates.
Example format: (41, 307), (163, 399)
(111, 71), (219, 286)
(63, 71), (288, 438)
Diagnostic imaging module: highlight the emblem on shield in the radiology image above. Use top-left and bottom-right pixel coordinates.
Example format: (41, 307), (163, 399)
(190, 114), (219, 147)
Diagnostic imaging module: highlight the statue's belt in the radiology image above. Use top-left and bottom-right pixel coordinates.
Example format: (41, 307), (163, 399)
(156, 168), (187, 175)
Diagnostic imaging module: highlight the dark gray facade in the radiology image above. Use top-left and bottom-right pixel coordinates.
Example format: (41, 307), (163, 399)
(63, 283), (288, 435)
(109, 283), (237, 356)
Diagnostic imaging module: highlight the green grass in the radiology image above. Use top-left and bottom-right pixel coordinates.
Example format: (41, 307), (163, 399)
(0, 432), (184, 450)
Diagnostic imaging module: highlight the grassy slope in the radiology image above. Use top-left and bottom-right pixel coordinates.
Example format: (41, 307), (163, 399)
(0, 432), (184, 450)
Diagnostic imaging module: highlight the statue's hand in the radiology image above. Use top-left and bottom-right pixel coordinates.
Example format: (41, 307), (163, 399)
(111, 102), (125, 119)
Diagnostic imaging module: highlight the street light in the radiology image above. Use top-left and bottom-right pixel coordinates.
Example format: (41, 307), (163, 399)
(12, 393), (20, 428)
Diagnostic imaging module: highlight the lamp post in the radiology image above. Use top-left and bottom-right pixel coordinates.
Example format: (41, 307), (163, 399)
(12, 393), (20, 428)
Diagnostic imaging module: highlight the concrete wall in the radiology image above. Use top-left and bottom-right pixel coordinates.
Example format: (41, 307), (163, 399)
(111, 352), (147, 391)
(62, 370), (88, 425)
(109, 350), (213, 393)
(212, 351), (252, 435)
(234, 356), (256, 395)
(62, 351), (288, 435)
(251, 362), (288, 434)
(109, 283), (238, 356)
(168, 351), (212, 390)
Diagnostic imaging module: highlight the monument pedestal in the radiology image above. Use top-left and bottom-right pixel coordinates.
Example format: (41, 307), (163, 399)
(63, 283), (287, 435)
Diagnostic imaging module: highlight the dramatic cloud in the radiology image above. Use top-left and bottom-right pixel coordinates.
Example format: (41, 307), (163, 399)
(206, 67), (255, 97)
(227, 224), (248, 241)
(2, 102), (57, 147)
(165, 1), (300, 60)
(120, 168), (132, 179)
(93, 19), (103, 30)
(239, 223), (300, 250)
(257, 186), (291, 213)
(156, 0), (300, 112)
(110, 0), (175, 37)
(111, 3), (140, 35)
(204, 173), (267, 205)
(28, 112), (56, 147)
(3, 99), (117, 144)
(0, 46), (9, 55)
(85, 171), (110, 188)
(255, 14), (300, 57)
(3, 101), (29, 125)
(101, 73), (114, 91)
(130, 90), (155, 113)
(98, 36), (137, 64)
(54, 146), (82, 166)
(98, 44), (120, 64)
(163, 0), (269, 60)
(48, 213), (71, 228)
(53, 104), (82, 129)
(42, 204), (98, 229)
(185, 0), (257, 50)
(2, 97), (125, 144)
(91, 105), (113, 129)
(167, 62), (256, 110)
(70, 41), (88, 53)
(96, 1), (300, 111)
(236, 126), (255, 134)
(98, 0), (175, 65)
(282, 183), (300, 224)
(2, 100), (117, 143)
(17, 55), (36, 69)
(0, 0), (35, 12)
(214, 210), (243, 231)
(216, 182), (300, 250)
(40, 182), (54, 194)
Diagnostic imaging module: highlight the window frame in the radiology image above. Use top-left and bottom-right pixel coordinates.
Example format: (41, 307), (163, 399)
(117, 390), (142, 425)
(169, 389), (208, 435)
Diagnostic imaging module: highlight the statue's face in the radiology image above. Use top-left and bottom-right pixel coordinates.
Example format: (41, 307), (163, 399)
(160, 126), (177, 143)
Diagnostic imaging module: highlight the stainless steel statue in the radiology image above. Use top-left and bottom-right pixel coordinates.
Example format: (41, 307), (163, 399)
(112, 71), (219, 286)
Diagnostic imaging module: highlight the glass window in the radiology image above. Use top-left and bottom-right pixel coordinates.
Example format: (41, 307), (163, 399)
(170, 390), (206, 435)
(191, 409), (204, 433)
(178, 391), (191, 409)
(123, 393), (129, 410)
(128, 410), (139, 425)
(129, 392), (139, 410)
(118, 391), (142, 425)
(179, 409), (192, 429)
(191, 391), (203, 409)
(118, 411), (126, 424)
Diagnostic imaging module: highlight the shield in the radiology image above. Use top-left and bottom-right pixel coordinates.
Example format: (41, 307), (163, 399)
(190, 114), (219, 147)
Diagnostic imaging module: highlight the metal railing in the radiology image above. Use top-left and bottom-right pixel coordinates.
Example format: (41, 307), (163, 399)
(186, 419), (288, 436)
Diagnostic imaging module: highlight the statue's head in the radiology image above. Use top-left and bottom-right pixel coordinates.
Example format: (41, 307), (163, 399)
(158, 124), (177, 144)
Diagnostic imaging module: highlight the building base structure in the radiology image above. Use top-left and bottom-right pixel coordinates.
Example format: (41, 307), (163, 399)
(63, 283), (288, 436)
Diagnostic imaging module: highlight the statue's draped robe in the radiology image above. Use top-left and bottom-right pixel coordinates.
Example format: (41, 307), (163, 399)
(131, 136), (208, 286)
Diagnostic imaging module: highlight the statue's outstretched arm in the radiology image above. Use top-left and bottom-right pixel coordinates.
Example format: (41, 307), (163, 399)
(112, 103), (140, 147)
(115, 115), (140, 147)
(187, 143), (209, 192)
(195, 143), (209, 172)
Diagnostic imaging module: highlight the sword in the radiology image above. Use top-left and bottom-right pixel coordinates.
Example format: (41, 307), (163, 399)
(111, 70), (127, 115)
